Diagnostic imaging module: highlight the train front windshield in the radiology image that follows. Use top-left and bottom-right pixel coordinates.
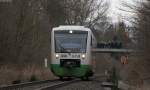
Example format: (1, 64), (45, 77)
(54, 30), (88, 53)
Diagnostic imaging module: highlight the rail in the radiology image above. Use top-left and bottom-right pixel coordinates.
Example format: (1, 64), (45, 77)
(0, 79), (58, 90)
(36, 74), (105, 90)
(0, 74), (106, 90)
(36, 79), (79, 90)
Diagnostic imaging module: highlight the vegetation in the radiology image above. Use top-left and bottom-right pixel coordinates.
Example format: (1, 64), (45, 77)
(117, 0), (150, 88)
(135, 0), (150, 81)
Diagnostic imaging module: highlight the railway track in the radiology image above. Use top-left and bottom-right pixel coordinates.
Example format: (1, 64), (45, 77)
(0, 74), (105, 90)
(0, 78), (80, 90)
(35, 79), (80, 90)
(0, 79), (60, 90)
(36, 74), (105, 90)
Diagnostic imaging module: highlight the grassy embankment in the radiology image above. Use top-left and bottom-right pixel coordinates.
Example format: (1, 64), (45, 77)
(0, 64), (55, 85)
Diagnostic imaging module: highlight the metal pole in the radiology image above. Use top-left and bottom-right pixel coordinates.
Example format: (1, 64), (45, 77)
(44, 58), (48, 68)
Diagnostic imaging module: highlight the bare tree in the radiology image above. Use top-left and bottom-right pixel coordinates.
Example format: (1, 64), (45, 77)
(0, 0), (52, 66)
(137, 1), (150, 67)
(62, 0), (109, 28)
(121, 0), (150, 81)
(45, 0), (66, 27)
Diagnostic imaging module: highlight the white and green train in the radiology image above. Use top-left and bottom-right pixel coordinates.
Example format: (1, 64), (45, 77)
(51, 25), (97, 80)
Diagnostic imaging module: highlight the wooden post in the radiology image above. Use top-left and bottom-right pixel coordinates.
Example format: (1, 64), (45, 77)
(44, 58), (48, 68)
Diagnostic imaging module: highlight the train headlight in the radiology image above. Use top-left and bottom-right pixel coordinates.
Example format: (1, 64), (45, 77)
(81, 54), (86, 59)
(55, 54), (59, 58)
(69, 30), (73, 34)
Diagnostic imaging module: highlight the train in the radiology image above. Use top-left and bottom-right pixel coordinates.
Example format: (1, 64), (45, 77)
(50, 25), (97, 80)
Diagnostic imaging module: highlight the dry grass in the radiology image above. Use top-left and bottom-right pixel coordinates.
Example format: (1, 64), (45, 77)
(0, 66), (19, 85)
(119, 56), (150, 90)
(0, 65), (56, 86)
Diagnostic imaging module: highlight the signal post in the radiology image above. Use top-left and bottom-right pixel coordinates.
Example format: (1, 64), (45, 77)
(92, 48), (134, 90)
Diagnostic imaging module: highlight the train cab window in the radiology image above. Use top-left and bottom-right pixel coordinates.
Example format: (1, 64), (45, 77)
(54, 30), (88, 53)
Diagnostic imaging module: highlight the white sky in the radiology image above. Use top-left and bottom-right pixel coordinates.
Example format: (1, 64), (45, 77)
(107, 0), (138, 24)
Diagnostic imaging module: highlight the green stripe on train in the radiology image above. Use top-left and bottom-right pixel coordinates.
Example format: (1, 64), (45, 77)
(50, 64), (91, 77)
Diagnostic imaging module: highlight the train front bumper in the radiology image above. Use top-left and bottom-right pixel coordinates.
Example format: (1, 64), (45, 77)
(50, 64), (91, 77)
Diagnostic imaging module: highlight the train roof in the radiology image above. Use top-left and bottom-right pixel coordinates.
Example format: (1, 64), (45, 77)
(53, 25), (91, 31)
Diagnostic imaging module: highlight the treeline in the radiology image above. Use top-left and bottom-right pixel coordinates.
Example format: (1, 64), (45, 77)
(94, 21), (132, 48)
(137, 1), (150, 57)
(0, 0), (51, 66)
(136, 1), (150, 75)
(123, 0), (150, 80)
(0, 0), (109, 66)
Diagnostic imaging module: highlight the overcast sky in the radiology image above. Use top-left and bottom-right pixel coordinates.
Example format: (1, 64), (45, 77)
(107, 0), (138, 24)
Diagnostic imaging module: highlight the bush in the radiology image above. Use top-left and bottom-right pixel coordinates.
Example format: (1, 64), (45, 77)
(29, 75), (38, 82)
(12, 80), (21, 84)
